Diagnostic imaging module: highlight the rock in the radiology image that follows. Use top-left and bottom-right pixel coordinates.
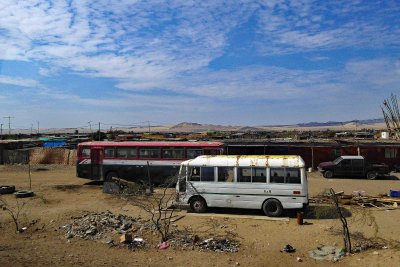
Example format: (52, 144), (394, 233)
(296, 257), (302, 262)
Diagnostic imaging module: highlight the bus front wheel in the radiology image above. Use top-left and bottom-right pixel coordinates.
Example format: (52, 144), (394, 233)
(105, 171), (118, 181)
(262, 199), (283, 217)
(190, 197), (207, 213)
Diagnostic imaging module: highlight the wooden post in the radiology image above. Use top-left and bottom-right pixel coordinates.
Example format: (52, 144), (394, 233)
(147, 161), (153, 193)
(311, 146), (314, 170)
(28, 163), (32, 190)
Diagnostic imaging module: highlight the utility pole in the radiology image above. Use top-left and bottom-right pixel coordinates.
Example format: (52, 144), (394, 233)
(148, 121), (151, 134)
(88, 121), (92, 134)
(30, 124), (33, 135)
(0, 123), (2, 137)
(37, 121), (40, 135)
(3, 116), (14, 135)
(98, 122), (101, 141)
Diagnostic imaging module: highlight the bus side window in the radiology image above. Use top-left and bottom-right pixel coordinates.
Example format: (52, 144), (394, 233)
(117, 147), (137, 158)
(186, 149), (202, 159)
(252, 168), (266, 183)
(237, 168), (251, 183)
(286, 168), (301, 184)
(217, 167), (234, 182)
(139, 148), (161, 159)
(105, 147), (115, 158)
(270, 168), (285, 183)
(189, 167), (200, 181)
(201, 167), (215, 182)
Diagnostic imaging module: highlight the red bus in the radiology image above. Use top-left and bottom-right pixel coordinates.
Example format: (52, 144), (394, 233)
(76, 141), (224, 184)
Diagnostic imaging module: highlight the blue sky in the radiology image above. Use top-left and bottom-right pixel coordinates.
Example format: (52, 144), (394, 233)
(0, 0), (399, 129)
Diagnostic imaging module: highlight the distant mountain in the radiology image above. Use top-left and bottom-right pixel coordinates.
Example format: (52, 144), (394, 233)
(237, 126), (263, 131)
(295, 118), (384, 128)
(169, 122), (203, 129)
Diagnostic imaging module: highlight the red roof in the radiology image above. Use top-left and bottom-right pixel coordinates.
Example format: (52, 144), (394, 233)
(78, 141), (224, 147)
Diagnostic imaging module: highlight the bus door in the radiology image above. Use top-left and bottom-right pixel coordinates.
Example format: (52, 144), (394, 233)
(91, 147), (104, 180)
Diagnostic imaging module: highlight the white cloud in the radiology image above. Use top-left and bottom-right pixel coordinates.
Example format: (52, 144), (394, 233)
(256, 0), (400, 54)
(0, 0), (399, 127)
(0, 75), (41, 88)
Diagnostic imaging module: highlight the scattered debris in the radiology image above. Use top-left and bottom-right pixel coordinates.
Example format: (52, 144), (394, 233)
(310, 191), (400, 210)
(120, 234), (133, 244)
(198, 237), (239, 253)
(309, 245), (345, 262)
(282, 244), (296, 253)
(61, 210), (240, 253)
(352, 242), (387, 253)
(158, 241), (170, 249)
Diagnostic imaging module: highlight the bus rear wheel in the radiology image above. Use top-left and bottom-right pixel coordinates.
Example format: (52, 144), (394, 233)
(366, 171), (377, 180)
(323, 170), (333, 178)
(262, 199), (283, 217)
(190, 197), (207, 213)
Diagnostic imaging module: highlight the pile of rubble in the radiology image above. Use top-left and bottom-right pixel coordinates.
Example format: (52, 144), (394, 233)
(198, 237), (239, 253)
(62, 211), (141, 240)
(61, 211), (240, 253)
(170, 232), (239, 253)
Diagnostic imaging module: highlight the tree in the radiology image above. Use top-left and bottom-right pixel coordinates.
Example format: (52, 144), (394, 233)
(122, 176), (178, 242)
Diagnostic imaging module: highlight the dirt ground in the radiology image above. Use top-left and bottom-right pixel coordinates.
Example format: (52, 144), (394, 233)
(1, 165), (400, 267)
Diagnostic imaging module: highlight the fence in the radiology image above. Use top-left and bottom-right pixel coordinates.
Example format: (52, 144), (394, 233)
(1, 148), (77, 165)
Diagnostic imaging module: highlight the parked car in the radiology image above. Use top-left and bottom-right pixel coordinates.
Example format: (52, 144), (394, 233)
(317, 156), (390, 180)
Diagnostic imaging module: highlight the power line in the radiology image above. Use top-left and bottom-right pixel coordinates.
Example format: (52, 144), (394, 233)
(3, 116), (14, 135)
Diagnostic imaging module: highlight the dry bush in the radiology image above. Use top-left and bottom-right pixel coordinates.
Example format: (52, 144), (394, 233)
(122, 176), (178, 242)
(0, 196), (29, 232)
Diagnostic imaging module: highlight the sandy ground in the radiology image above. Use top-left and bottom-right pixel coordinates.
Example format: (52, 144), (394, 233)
(1, 165), (400, 267)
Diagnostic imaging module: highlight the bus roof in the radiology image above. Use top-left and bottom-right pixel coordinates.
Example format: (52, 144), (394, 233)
(181, 155), (305, 168)
(78, 141), (224, 147)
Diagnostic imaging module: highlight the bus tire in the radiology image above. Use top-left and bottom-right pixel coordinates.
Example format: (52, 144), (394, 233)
(262, 199), (283, 217)
(105, 171), (118, 181)
(323, 170), (333, 178)
(189, 197), (207, 213)
(366, 171), (377, 180)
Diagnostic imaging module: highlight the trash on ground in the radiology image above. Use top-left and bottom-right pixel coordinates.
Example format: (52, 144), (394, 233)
(282, 244), (296, 253)
(158, 241), (170, 249)
(308, 245), (345, 261)
(389, 190), (400, 198)
(120, 233), (132, 244)
(198, 237), (239, 253)
(352, 242), (387, 253)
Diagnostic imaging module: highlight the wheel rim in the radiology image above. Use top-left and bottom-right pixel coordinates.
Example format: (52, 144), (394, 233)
(193, 201), (203, 210)
(267, 203), (278, 213)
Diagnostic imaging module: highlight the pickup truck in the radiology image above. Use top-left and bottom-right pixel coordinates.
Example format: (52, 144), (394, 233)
(317, 155), (390, 179)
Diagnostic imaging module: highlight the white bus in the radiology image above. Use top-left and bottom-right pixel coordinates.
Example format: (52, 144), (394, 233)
(176, 155), (308, 217)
